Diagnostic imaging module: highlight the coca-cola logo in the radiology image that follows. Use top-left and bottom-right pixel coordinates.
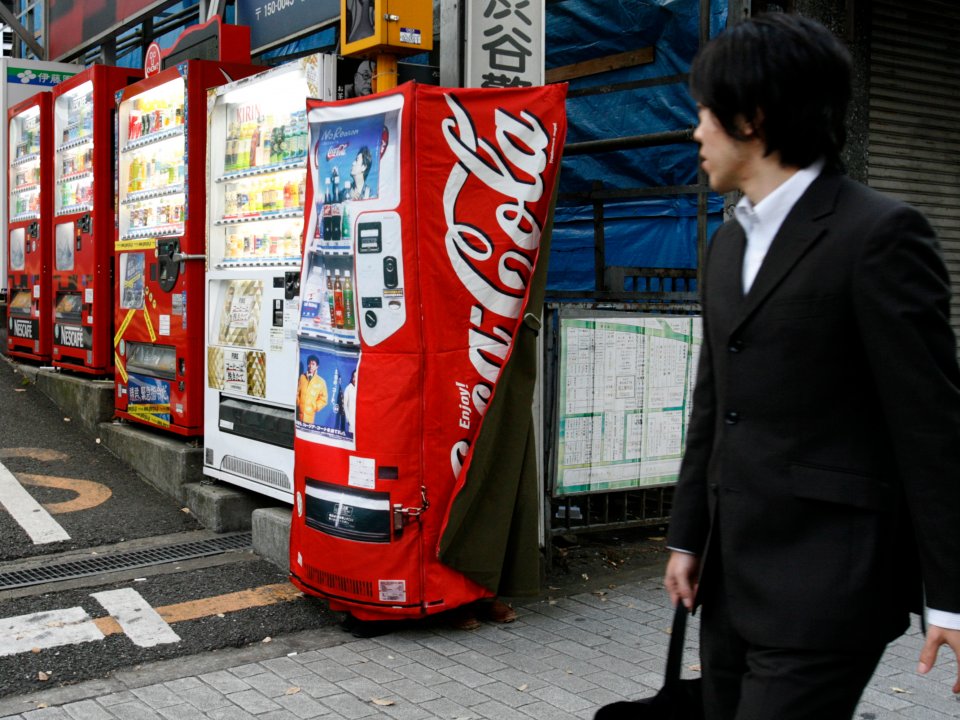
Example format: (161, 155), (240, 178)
(326, 143), (348, 161)
(440, 94), (552, 476)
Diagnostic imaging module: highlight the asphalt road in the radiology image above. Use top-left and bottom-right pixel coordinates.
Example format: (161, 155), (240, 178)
(0, 351), (339, 698)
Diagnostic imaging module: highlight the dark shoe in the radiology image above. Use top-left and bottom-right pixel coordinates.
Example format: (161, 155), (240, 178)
(341, 613), (396, 638)
(448, 605), (481, 631)
(482, 598), (517, 623)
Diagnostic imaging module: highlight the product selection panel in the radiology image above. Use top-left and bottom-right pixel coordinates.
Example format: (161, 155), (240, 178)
(355, 211), (404, 346)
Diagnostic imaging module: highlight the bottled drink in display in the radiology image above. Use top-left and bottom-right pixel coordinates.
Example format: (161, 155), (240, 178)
(342, 270), (355, 330)
(333, 269), (344, 329)
(326, 267), (336, 325)
(250, 121), (260, 167)
(341, 202), (351, 243)
(331, 167), (340, 203)
(324, 177), (332, 205)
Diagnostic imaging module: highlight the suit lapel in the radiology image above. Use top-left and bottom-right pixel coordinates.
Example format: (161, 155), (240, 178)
(731, 173), (842, 332)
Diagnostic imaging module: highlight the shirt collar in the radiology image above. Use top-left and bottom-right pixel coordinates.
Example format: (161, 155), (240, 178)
(734, 158), (825, 236)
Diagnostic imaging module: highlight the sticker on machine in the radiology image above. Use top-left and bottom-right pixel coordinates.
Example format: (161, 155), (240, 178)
(379, 580), (406, 603)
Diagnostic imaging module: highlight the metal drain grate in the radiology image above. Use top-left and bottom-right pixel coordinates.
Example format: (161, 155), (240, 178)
(0, 532), (252, 590)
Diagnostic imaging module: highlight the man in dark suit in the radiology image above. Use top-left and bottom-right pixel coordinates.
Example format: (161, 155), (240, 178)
(664, 13), (960, 719)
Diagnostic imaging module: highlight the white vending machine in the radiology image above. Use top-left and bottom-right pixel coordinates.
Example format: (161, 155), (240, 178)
(203, 55), (335, 502)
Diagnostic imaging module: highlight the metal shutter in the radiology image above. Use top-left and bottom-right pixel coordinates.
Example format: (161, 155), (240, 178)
(868, 0), (960, 350)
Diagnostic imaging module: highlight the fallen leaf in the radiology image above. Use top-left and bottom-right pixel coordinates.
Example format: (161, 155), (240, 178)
(262, 637), (272, 643)
(371, 698), (395, 706)
(63, 417), (71, 422)
(181, 507), (191, 513)
(35, 704), (47, 709)
(548, 586), (560, 591)
(287, 652), (298, 657)
(517, 683), (528, 692)
(592, 591), (607, 597)
(548, 599), (557, 605)
(37, 672), (49, 681)
(891, 687), (912, 694)
(649, 536), (665, 541)
(581, 573), (590, 581)
(216, 613), (225, 618)
(285, 687), (300, 695)
(31, 648), (41, 654)
(15, 388), (25, 393)
(689, 664), (701, 672)
(95, 438), (101, 444)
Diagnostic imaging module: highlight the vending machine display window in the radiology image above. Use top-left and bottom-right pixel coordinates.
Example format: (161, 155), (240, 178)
(54, 80), (95, 216)
(117, 77), (187, 241)
(9, 107), (42, 223)
(207, 67), (310, 270)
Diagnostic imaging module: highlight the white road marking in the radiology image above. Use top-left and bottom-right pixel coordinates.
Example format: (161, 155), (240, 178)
(0, 607), (104, 657)
(91, 588), (180, 647)
(0, 460), (70, 544)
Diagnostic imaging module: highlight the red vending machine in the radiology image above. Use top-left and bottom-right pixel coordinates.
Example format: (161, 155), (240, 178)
(51, 66), (142, 375)
(114, 61), (258, 435)
(7, 92), (54, 362)
(289, 83), (567, 620)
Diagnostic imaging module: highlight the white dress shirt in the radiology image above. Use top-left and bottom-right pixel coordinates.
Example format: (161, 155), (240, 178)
(734, 159), (824, 293)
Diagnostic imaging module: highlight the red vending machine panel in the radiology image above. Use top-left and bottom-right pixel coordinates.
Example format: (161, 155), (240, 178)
(7, 92), (54, 362)
(52, 66), (142, 375)
(113, 61), (259, 435)
(290, 83), (567, 620)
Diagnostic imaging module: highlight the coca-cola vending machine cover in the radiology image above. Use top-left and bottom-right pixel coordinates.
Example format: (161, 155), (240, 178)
(290, 82), (567, 620)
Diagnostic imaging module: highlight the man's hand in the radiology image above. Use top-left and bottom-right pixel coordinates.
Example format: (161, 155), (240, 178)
(664, 551), (700, 610)
(918, 624), (960, 693)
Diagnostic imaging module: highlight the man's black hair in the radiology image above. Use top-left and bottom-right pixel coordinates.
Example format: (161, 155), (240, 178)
(689, 13), (852, 170)
(307, 355), (319, 365)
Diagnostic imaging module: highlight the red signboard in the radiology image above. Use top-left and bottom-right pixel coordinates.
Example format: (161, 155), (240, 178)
(144, 42), (162, 77)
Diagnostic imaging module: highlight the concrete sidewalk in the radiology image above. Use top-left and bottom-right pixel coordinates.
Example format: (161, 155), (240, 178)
(1, 573), (957, 720)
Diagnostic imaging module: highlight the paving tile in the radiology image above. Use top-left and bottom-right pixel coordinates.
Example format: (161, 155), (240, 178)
(129, 687), (180, 710)
(199, 670), (250, 695)
(102, 701), (162, 720)
(226, 689), (281, 715)
(63, 701), (114, 720)
(317, 693), (378, 719)
(275, 691), (329, 719)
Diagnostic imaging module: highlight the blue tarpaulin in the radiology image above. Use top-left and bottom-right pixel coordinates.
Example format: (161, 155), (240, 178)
(546, 0), (727, 292)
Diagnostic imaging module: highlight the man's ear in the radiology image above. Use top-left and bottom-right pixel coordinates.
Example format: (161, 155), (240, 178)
(738, 108), (765, 141)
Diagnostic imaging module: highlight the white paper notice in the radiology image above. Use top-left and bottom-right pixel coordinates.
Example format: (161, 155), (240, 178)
(85, 288), (94, 303)
(348, 456), (376, 490)
(159, 315), (171, 336)
(270, 326), (284, 352)
(223, 350), (247, 394)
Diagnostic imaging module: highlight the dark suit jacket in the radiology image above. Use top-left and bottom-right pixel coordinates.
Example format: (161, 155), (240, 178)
(667, 172), (960, 651)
